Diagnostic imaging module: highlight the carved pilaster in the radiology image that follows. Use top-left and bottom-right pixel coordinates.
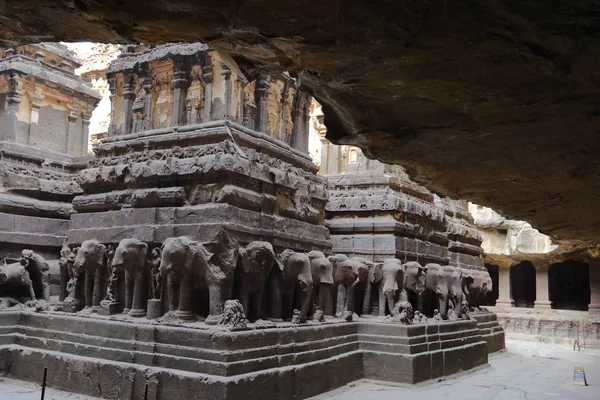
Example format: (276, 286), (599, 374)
(143, 68), (153, 131)
(255, 75), (269, 133)
(65, 107), (80, 155)
(107, 76), (117, 136)
(202, 63), (214, 122)
(82, 110), (92, 156)
(5, 72), (21, 142)
(221, 64), (232, 120)
(171, 58), (189, 126)
(280, 80), (291, 142)
(291, 90), (310, 152)
(122, 72), (136, 135)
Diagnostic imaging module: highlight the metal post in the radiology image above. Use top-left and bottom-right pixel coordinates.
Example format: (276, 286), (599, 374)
(40, 367), (47, 400)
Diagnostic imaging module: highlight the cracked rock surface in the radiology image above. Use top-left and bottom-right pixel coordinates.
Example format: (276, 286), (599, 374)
(0, 1), (599, 244)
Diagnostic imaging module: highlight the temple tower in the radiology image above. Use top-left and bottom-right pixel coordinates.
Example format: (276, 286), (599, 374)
(0, 43), (101, 259)
(68, 44), (330, 253)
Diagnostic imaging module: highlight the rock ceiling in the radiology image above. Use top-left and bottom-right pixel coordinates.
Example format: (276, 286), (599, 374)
(1, 0), (599, 247)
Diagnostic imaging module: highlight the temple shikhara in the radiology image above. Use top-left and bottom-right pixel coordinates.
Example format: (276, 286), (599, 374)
(0, 42), (597, 400)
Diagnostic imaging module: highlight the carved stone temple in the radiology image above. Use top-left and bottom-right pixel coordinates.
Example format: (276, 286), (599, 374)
(0, 43), (101, 260)
(0, 44), (505, 400)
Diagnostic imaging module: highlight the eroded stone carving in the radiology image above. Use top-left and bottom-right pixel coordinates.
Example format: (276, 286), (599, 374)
(111, 238), (149, 317)
(160, 236), (212, 320)
(236, 241), (276, 322)
(308, 250), (334, 316)
(271, 249), (313, 323)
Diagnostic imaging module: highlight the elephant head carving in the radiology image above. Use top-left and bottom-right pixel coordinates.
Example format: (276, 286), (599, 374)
(112, 239), (148, 273)
(74, 240), (107, 273)
(404, 261), (427, 296)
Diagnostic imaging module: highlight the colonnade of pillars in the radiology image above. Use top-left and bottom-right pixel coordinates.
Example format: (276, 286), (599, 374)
(495, 260), (600, 317)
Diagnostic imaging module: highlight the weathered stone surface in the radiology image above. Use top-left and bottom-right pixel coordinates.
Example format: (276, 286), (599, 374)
(0, 2), (598, 245)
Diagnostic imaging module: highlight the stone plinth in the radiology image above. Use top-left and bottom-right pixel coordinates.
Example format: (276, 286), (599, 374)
(470, 312), (506, 353)
(492, 307), (600, 347)
(0, 311), (489, 399)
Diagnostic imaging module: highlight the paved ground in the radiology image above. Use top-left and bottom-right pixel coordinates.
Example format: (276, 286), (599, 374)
(1, 340), (598, 399)
(313, 340), (600, 400)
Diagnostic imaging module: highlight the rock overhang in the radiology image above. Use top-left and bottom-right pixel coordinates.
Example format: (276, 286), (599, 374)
(0, 0), (598, 245)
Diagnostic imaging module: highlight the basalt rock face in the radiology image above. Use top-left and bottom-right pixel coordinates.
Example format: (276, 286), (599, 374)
(0, 1), (599, 244)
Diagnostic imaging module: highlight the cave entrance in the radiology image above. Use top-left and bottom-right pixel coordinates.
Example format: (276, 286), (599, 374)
(481, 263), (499, 306)
(549, 260), (590, 311)
(510, 261), (536, 308)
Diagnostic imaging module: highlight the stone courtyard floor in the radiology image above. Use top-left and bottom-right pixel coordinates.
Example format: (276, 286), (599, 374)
(313, 340), (600, 400)
(1, 340), (598, 399)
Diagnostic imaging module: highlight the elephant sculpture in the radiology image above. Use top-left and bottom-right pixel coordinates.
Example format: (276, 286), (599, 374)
(71, 240), (108, 311)
(236, 241), (276, 321)
(308, 250), (334, 316)
(460, 267), (475, 307)
(203, 230), (239, 324)
(380, 259), (410, 317)
(467, 269), (491, 309)
(0, 259), (36, 300)
(21, 250), (50, 301)
(112, 238), (149, 317)
(328, 254), (371, 317)
(270, 249), (313, 323)
(160, 236), (212, 320)
(443, 265), (465, 318)
(417, 263), (448, 318)
(403, 261), (427, 306)
(362, 261), (383, 316)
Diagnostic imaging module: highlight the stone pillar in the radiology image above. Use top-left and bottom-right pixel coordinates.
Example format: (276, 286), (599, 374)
(255, 75), (269, 133)
(291, 91), (310, 153)
(202, 63), (214, 122)
(27, 97), (41, 146)
(280, 81), (291, 142)
(65, 109), (79, 155)
(171, 58), (189, 126)
(107, 76), (117, 136)
(81, 111), (92, 156)
(122, 73), (135, 135)
(495, 266), (514, 308)
(143, 68), (153, 130)
(5, 72), (21, 142)
(221, 64), (232, 120)
(534, 264), (552, 309)
(588, 260), (600, 317)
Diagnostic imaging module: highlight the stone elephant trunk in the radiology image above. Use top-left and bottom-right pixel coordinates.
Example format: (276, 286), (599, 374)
(112, 238), (149, 317)
(380, 259), (408, 317)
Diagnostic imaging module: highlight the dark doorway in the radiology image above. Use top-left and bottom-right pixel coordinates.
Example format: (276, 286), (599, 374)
(510, 261), (536, 308)
(549, 260), (590, 311)
(481, 264), (499, 306)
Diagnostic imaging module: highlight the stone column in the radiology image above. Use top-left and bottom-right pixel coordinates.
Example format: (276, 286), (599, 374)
(65, 109), (79, 155)
(280, 81), (291, 142)
(107, 76), (117, 136)
(5, 72), (21, 142)
(171, 58), (189, 126)
(202, 63), (214, 122)
(495, 266), (514, 308)
(122, 72), (135, 135)
(534, 264), (552, 309)
(291, 91), (310, 153)
(255, 75), (269, 133)
(28, 98), (41, 146)
(588, 260), (600, 317)
(81, 111), (92, 156)
(143, 67), (153, 130)
(221, 64), (232, 120)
